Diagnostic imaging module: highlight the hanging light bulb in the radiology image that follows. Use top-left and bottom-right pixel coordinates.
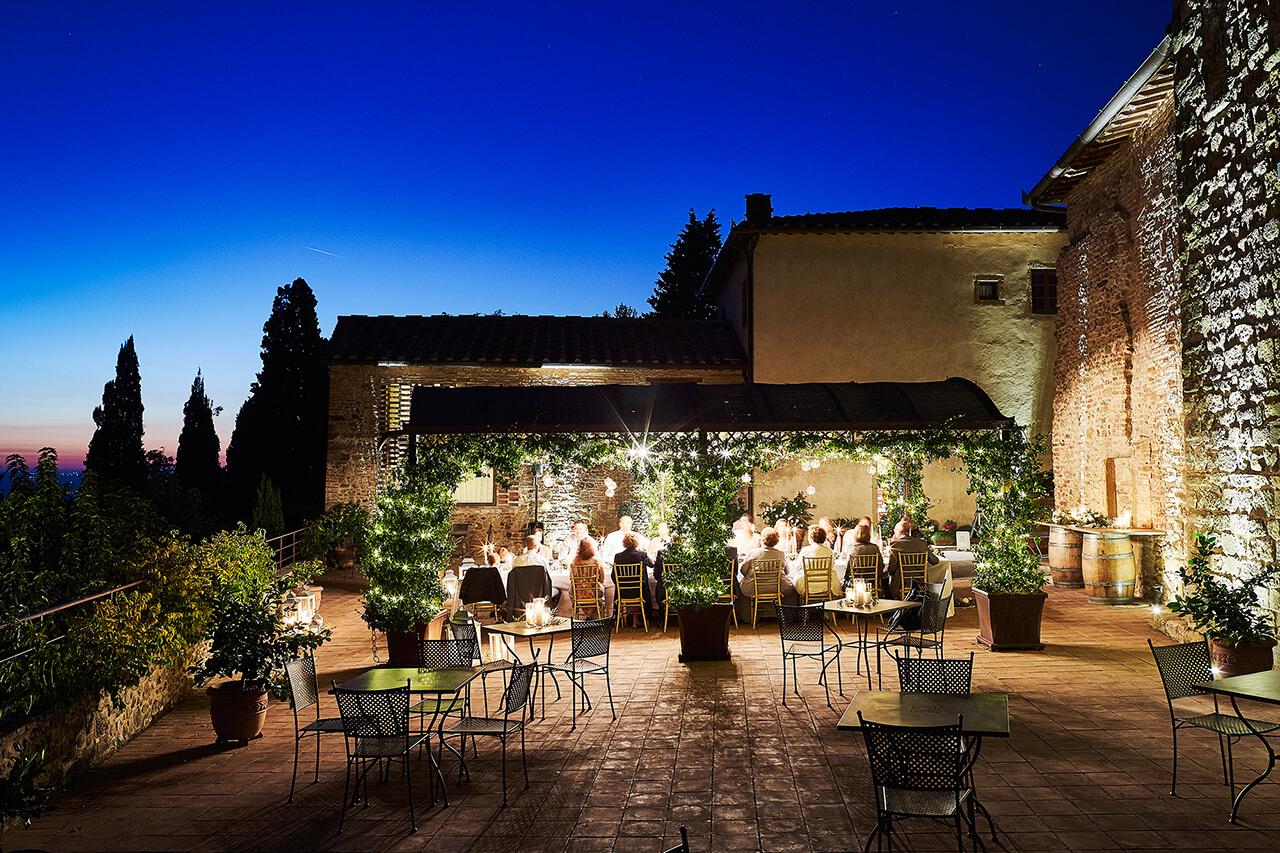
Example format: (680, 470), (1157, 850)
(806, 485), (816, 496)
(741, 472), (752, 484)
(801, 460), (811, 472)
(811, 459), (821, 469)
(604, 476), (617, 498)
(542, 472), (554, 488)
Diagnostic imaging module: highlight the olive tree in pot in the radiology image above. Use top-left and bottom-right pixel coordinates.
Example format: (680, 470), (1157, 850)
(304, 502), (369, 571)
(1168, 533), (1280, 678)
(192, 527), (330, 744)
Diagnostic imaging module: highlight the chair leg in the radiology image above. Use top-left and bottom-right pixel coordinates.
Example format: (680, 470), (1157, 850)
(314, 730), (323, 783)
(1169, 726), (1179, 796)
(338, 755), (352, 832)
(781, 651), (788, 706)
(289, 732), (301, 803)
(404, 754), (417, 834)
(521, 726), (530, 790)
(500, 735), (509, 808)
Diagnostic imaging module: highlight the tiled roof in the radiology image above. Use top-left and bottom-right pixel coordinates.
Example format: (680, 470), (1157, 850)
(746, 207), (1065, 233)
(327, 314), (747, 367)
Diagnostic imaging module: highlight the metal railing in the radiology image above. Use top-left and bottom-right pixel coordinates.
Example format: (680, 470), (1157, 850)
(0, 580), (145, 667)
(267, 527), (308, 575)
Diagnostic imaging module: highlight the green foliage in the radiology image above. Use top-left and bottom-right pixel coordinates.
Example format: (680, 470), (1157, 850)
(303, 502), (370, 564)
(967, 429), (1051, 595)
(175, 369), (223, 513)
(875, 454), (933, 542)
(1168, 533), (1280, 647)
(758, 491), (814, 528)
(0, 741), (57, 827)
(85, 336), (147, 489)
(647, 209), (722, 319)
(191, 526), (329, 690)
(602, 303), (639, 319)
(226, 277), (328, 523)
(252, 474), (285, 537)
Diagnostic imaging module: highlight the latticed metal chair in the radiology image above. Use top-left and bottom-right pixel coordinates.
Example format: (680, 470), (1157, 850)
(876, 592), (951, 689)
(414, 637), (472, 762)
(447, 617), (511, 716)
(719, 557), (739, 627)
(284, 656), (345, 803)
(895, 651), (975, 694)
(1148, 638), (1280, 795)
(613, 562), (648, 631)
(847, 552), (882, 597)
(332, 681), (430, 833)
(777, 603), (842, 707)
(897, 550), (930, 592)
(661, 825), (691, 853)
(802, 554), (836, 604)
(442, 660), (537, 807)
(749, 558), (784, 628)
(543, 616), (615, 729)
(858, 712), (980, 853)
(571, 562), (605, 619)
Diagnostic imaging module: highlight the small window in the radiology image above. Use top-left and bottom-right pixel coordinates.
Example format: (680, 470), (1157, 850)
(1031, 269), (1058, 314)
(974, 276), (1003, 304)
(454, 468), (495, 505)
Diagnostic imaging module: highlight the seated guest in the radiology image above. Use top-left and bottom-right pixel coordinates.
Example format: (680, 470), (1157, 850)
(646, 520), (673, 560)
(792, 525), (839, 599)
(459, 550), (507, 618)
(817, 517), (838, 551)
(647, 520), (673, 609)
(601, 515), (647, 567)
(571, 537), (614, 618)
(495, 546), (514, 569)
(740, 527), (798, 606)
(528, 523), (553, 561)
(558, 520), (595, 565)
(842, 522), (884, 588)
(730, 514), (760, 553)
(884, 518), (939, 599)
(612, 531), (657, 622)
(842, 516), (879, 554)
(508, 535), (559, 618)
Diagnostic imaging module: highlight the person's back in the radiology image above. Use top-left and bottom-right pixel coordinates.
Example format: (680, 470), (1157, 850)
(885, 520), (938, 598)
(459, 563), (506, 608)
(506, 561), (552, 618)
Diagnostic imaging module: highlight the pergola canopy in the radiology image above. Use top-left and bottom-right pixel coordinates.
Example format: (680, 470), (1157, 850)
(404, 378), (1013, 437)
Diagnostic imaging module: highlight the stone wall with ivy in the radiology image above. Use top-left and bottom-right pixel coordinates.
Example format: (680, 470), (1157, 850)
(1175, 1), (1280, 621)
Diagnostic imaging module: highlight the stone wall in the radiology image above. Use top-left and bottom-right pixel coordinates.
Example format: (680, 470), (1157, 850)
(1053, 99), (1184, 598)
(1175, 1), (1280, 620)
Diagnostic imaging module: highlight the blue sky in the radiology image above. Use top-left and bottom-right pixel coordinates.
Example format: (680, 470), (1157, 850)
(0, 1), (1173, 468)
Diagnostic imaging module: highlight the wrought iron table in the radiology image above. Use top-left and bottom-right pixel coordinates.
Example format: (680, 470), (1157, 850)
(823, 598), (922, 688)
(1195, 669), (1280, 822)
(485, 619), (576, 719)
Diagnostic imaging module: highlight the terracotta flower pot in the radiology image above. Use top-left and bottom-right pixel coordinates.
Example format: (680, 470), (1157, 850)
(973, 588), (1047, 651)
(207, 683), (269, 744)
(384, 624), (429, 666)
(675, 604), (733, 662)
(1209, 637), (1277, 679)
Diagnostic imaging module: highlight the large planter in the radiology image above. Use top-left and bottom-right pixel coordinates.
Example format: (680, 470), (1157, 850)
(384, 624), (429, 666)
(973, 588), (1047, 651)
(675, 604), (733, 662)
(1209, 637), (1277, 679)
(334, 546), (356, 571)
(207, 683), (269, 744)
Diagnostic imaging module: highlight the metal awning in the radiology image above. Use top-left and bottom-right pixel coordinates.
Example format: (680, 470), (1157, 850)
(403, 378), (1013, 436)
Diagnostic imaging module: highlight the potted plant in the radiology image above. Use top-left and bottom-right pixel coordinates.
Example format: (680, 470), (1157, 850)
(304, 502), (369, 570)
(971, 546), (1049, 651)
(192, 527), (330, 744)
(1168, 533), (1280, 678)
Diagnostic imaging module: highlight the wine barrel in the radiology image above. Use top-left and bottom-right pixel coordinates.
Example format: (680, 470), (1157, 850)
(1048, 527), (1084, 588)
(1081, 531), (1135, 604)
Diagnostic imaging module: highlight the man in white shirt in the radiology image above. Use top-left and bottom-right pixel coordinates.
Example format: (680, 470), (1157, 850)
(557, 520), (595, 564)
(508, 534), (557, 616)
(600, 515), (647, 566)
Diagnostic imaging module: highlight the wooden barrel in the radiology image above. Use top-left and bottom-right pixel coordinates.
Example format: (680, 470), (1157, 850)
(1081, 531), (1135, 604)
(1047, 527), (1084, 588)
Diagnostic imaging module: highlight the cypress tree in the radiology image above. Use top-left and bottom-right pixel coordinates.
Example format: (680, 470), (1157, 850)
(175, 370), (223, 511)
(85, 336), (147, 489)
(225, 278), (329, 523)
(646, 209), (722, 319)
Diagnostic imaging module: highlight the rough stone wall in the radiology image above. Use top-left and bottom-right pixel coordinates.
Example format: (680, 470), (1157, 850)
(1175, 0), (1280, 621)
(1053, 98), (1184, 598)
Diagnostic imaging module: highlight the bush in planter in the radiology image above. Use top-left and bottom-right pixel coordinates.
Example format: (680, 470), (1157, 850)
(1168, 533), (1280, 671)
(302, 502), (369, 567)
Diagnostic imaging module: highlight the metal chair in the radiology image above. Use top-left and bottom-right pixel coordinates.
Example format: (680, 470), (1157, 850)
(284, 656), (345, 803)
(748, 558), (784, 628)
(661, 825), (691, 853)
(543, 616), (616, 729)
(332, 681), (430, 833)
(895, 651), (975, 694)
(777, 603), (842, 708)
(1148, 639), (1280, 795)
(447, 617), (511, 716)
(846, 552), (882, 597)
(801, 554), (836, 604)
(414, 638), (472, 763)
(613, 563), (648, 631)
(571, 561), (605, 619)
(876, 592), (951, 689)
(442, 660), (537, 807)
(858, 712), (980, 853)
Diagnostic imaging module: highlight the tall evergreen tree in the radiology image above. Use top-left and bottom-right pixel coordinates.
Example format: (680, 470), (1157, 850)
(225, 278), (328, 523)
(646, 209), (722, 319)
(85, 336), (146, 488)
(175, 369), (223, 510)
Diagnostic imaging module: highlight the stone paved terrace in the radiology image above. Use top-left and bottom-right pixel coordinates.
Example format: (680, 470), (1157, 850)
(7, 571), (1280, 853)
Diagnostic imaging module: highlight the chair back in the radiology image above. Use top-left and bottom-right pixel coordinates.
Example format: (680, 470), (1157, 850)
(285, 656), (321, 718)
(848, 552), (882, 596)
(1149, 639), (1214, 701)
(777, 603), (826, 644)
(752, 559), (783, 600)
(895, 651), (974, 694)
(919, 594), (952, 634)
(898, 550), (929, 588)
(570, 616), (613, 660)
(802, 555), (834, 601)
(333, 682), (412, 740)
(503, 660), (538, 717)
(447, 619), (484, 666)
(613, 563), (644, 599)
(418, 637), (472, 669)
(858, 712), (970, 792)
(571, 562), (602, 606)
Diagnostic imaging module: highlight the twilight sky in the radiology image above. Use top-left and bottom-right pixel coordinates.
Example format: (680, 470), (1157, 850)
(1, 1), (1172, 469)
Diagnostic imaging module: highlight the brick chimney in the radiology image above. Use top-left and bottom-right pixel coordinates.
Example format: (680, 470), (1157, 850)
(744, 193), (772, 225)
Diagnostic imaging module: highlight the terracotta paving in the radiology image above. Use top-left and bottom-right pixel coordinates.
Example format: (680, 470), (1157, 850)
(7, 570), (1280, 853)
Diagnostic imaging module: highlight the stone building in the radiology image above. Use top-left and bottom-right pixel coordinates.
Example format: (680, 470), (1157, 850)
(699, 198), (1068, 523)
(1029, 0), (1280, 604)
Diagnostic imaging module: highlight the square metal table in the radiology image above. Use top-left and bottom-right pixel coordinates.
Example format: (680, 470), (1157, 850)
(823, 598), (922, 688)
(485, 619), (576, 719)
(1195, 669), (1280, 822)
